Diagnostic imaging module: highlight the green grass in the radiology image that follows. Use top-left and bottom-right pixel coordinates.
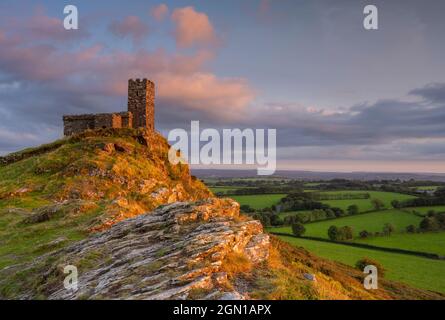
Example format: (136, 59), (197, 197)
(277, 235), (445, 293)
(318, 190), (416, 212)
(210, 186), (255, 194)
(356, 232), (445, 256)
(403, 206), (445, 215)
(230, 194), (286, 210)
(270, 209), (422, 239)
(411, 186), (439, 191)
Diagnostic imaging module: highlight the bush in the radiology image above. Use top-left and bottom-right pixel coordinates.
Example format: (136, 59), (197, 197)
(328, 225), (340, 241)
(371, 198), (385, 211)
(339, 226), (353, 240)
(291, 223), (306, 237)
(382, 223), (395, 236)
(406, 225), (416, 233)
(328, 225), (353, 241)
(355, 257), (385, 277)
(419, 217), (439, 232)
(347, 205), (359, 215)
(359, 230), (370, 238)
(391, 200), (401, 209)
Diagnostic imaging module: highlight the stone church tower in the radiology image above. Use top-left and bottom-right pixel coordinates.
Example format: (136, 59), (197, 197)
(63, 78), (155, 136)
(128, 79), (155, 131)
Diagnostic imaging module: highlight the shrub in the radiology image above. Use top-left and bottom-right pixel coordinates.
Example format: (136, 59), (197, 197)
(406, 225), (416, 233)
(382, 223), (395, 236)
(427, 210), (436, 217)
(391, 200), (401, 209)
(330, 207), (345, 217)
(339, 226), (354, 240)
(355, 257), (385, 277)
(291, 222), (306, 237)
(347, 205), (359, 215)
(328, 225), (340, 241)
(359, 230), (370, 238)
(371, 198), (385, 211)
(419, 217), (439, 232)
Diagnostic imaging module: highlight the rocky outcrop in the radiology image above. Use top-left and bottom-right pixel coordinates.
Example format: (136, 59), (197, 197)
(26, 198), (269, 300)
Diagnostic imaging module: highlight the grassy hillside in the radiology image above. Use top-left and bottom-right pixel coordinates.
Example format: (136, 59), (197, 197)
(0, 128), (211, 272)
(277, 236), (445, 294)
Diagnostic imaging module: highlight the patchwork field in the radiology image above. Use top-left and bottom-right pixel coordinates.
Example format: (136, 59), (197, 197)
(271, 209), (422, 239)
(277, 235), (445, 294)
(403, 206), (445, 215)
(230, 194), (286, 210)
(317, 191), (416, 212)
(356, 232), (445, 256)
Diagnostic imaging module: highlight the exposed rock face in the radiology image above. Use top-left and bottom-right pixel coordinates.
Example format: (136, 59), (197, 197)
(29, 198), (269, 300)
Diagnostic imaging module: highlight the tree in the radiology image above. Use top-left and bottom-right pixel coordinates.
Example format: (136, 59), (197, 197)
(332, 207), (346, 218)
(391, 200), (401, 209)
(419, 217), (439, 232)
(240, 205), (254, 213)
(383, 223), (395, 236)
(270, 214), (283, 226)
(427, 210), (436, 217)
(405, 225), (416, 233)
(347, 205), (359, 215)
(328, 225), (340, 241)
(371, 198), (385, 211)
(434, 187), (445, 198)
(359, 230), (370, 239)
(292, 223), (306, 237)
(325, 208), (336, 219)
(339, 226), (354, 240)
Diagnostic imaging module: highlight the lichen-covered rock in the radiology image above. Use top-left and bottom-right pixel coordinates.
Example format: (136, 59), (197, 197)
(20, 198), (269, 300)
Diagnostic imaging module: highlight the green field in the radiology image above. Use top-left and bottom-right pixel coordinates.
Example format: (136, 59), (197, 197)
(411, 186), (439, 191)
(403, 206), (445, 215)
(230, 194), (286, 210)
(270, 209), (422, 239)
(210, 186), (253, 194)
(277, 235), (445, 293)
(356, 232), (445, 256)
(317, 190), (416, 212)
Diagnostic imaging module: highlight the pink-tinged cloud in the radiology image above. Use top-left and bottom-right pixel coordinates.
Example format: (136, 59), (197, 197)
(0, 20), (253, 121)
(151, 4), (169, 22)
(157, 72), (254, 120)
(109, 16), (149, 41)
(7, 10), (89, 41)
(171, 7), (218, 48)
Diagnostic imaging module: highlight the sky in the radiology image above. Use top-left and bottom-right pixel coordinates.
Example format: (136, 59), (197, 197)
(0, 0), (445, 173)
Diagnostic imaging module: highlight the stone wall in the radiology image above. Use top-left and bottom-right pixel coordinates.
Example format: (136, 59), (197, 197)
(63, 114), (95, 136)
(118, 112), (133, 128)
(94, 113), (122, 129)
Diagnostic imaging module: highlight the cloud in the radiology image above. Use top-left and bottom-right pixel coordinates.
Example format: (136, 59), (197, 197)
(0, 7), (254, 154)
(109, 16), (149, 42)
(6, 8), (89, 42)
(151, 4), (169, 22)
(171, 7), (218, 48)
(410, 83), (445, 104)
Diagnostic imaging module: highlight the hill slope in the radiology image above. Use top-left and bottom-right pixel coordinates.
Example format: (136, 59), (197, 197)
(0, 129), (443, 300)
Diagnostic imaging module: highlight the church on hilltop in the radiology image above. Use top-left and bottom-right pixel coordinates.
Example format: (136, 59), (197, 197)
(63, 79), (155, 136)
